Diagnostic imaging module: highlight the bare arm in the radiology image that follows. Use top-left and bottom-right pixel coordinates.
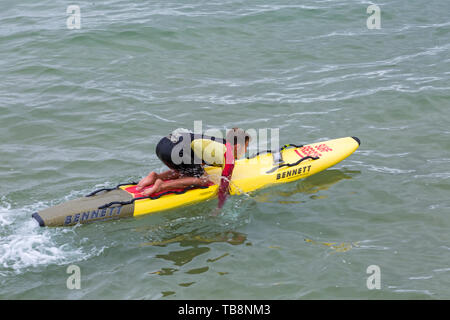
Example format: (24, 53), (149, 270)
(157, 169), (180, 180)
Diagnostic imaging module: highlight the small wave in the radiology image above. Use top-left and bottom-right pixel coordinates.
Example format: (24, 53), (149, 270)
(396, 21), (450, 33)
(367, 125), (410, 131)
(406, 76), (442, 85)
(309, 43), (450, 74)
(393, 289), (433, 296)
(433, 267), (450, 273)
(357, 150), (410, 158)
(356, 240), (391, 251)
(408, 275), (433, 280)
(413, 172), (450, 179)
(365, 164), (415, 174)
(288, 30), (364, 43)
(426, 158), (450, 164)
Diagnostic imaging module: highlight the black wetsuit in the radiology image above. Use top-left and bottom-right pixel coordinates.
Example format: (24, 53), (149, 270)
(155, 132), (226, 177)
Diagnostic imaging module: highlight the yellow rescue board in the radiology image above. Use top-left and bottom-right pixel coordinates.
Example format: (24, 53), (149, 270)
(123, 136), (360, 217)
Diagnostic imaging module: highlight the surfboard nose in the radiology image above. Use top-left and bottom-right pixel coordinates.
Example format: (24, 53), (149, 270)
(352, 136), (361, 146)
(32, 212), (45, 227)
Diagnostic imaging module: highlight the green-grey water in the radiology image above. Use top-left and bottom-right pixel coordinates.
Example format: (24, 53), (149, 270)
(1, 0), (449, 299)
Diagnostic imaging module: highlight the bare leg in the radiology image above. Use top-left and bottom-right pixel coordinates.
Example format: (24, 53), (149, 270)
(141, 175), (211, 196)
(157, 169), (180, 180)
(136, 169), (180, 190)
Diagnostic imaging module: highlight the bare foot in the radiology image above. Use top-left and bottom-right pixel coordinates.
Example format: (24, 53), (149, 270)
(136, 172), (157, 191)
(142, 179), (163, 196)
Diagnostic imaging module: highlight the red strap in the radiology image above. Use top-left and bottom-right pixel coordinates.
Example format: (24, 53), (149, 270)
(218, 143), (235, 208)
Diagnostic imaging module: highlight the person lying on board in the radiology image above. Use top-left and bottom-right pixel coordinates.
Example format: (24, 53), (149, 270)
(136, 127), (250, 209)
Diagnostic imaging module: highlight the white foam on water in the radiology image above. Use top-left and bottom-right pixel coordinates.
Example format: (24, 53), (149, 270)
(0, 220), (79, 271)
(0, 200), (13, 227)
(0, 199), (105, 275)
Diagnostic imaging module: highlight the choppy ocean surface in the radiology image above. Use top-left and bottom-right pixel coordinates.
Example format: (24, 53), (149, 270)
(0, 0), (449, 299)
